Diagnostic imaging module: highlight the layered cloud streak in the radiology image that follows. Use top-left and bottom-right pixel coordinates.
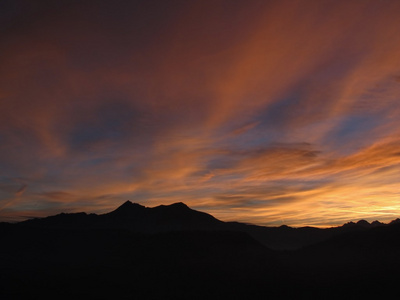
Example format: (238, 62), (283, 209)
(1, 0), (400, 226)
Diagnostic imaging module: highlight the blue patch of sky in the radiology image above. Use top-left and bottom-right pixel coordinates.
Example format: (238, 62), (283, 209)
(77, 157), (114, 168)
(327, 114), (382, 155)
(248, 52), (369, 140)
(256, 96), (299, 129)
(334, 114), (379, 139)
(68, 100), (141, 151)
(206, 155), (238, 170)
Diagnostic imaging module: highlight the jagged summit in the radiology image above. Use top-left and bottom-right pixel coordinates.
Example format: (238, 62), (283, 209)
(109, 200), (146, 216)
(390, 218), (400, 225)
(342, 219), (386, 229)
(119, 200), (145, 209)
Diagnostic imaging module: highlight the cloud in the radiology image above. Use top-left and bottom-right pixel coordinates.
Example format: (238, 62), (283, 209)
(15, 184), (27, 197)
(0, 178), (27, 197)
(39, 191), (75, 201)
(1, 0), (400, 226)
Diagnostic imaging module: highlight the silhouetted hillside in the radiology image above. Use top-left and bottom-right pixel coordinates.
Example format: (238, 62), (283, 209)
(2, 202), (400, 299)
(0, 226), (275, 299)
(103, 201), (224, 232)
(17, 201), (389, 250)
(282, 222), (400, 297)
(21, 201), (224, 232)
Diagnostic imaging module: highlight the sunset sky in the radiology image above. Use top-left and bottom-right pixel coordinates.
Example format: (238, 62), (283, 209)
(1, 0), (400, 227)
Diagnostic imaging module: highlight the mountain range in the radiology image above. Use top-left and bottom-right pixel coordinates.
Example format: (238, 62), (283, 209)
(2, 201), (400, 299)
(13, 200), (396, 250)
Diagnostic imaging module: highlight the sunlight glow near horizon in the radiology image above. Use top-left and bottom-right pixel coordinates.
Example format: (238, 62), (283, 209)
(0, 0), (400, 227)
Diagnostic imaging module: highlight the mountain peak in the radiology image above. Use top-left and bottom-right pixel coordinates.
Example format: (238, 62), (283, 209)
(110, 200), (146, 216)
(356, 220), (370, 227)
(371, 220), (384, 227)
(121, 200), (144, 207)
(342, 219), (385, 229)
(120, 200), (133, 207)
(389, 218), (400, 225)
(170, 202), (189, 209)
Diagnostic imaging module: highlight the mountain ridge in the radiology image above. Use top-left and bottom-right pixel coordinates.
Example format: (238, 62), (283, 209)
(19, 200), (395, 228)
(9, 201), (397, 250)
(2, 201), (400, 298)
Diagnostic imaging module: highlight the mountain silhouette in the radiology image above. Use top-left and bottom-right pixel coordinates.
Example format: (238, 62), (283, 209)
(109, 200), (147, 216)
(105, 201), (224, 231)
(2, 201), (400, 299)
(22, 201), (224, 234)
(18, 201), (390, 250)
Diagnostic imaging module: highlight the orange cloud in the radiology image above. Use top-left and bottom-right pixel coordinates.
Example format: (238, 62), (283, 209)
(1, 0), (400, 226)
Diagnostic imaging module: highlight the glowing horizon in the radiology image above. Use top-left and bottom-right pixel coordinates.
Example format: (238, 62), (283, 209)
(1, 0), (400, 227)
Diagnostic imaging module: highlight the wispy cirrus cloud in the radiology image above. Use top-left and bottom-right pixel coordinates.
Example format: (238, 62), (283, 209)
(1, 0), (400, 226)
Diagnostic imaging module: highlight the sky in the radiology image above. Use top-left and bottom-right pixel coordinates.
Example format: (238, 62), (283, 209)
(1, 0), (400, 227)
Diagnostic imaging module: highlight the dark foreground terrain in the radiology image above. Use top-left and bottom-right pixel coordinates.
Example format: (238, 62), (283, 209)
(1, 202), (400, 299)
